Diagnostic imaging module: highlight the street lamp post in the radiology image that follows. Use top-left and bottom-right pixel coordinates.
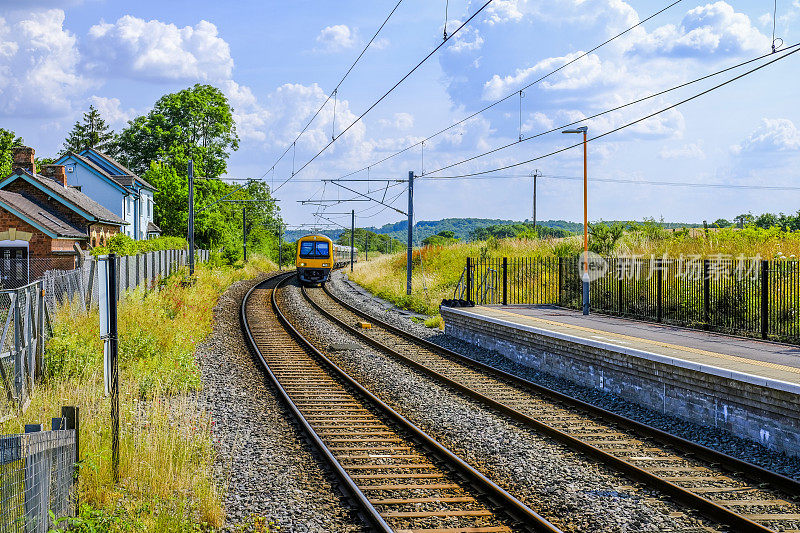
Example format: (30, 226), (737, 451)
(562, 126), (590, 315)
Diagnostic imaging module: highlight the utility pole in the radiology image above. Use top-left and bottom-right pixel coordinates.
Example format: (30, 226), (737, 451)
(242, 206), (247, 262)
(350, 209), (355, 272)
(365, 232), (369, 261)
(188, 160), (195, 275)
(407, 171), (414, 296)
(531, 169), (539, 229)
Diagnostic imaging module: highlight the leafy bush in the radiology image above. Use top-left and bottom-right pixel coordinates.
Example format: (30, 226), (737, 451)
(92, 234), (189, 257)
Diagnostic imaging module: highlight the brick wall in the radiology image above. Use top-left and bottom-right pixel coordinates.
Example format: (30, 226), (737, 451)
(0, 208), (80, 270)
(441, 306), (800, 457)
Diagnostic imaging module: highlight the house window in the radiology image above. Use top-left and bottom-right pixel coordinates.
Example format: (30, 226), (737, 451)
(127, 197), (132, 214)
(148, 199), (152, 217)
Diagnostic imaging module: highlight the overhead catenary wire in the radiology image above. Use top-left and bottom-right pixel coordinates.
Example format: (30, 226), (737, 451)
(421, 42), (800, 176)
(419, 173), (800, 191)
(259, 0), (405, 180)
(334, 0), (685, 182)
(272, 0), (497, 193)
(422, 44), (800, 179)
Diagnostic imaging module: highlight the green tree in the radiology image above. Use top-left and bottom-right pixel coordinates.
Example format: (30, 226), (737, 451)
(713, 218), (731, 228)
(734, 213), (754, 228)
(142, 162), (283, 260)
(61, 105), (118, 156)
(0, 128), (23, 176)
(117, 84), (239, 179)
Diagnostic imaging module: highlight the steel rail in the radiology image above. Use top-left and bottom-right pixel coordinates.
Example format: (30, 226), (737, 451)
(241, 271), (392, 532)
(241, 272), (562, 533)
(305, 283), (800, 533)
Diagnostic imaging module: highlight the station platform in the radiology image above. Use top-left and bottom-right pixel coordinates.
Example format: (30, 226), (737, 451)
(439, 304), (800, 457)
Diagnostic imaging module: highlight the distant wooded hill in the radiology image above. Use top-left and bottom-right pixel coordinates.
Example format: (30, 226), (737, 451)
(284, 218), (703, 243)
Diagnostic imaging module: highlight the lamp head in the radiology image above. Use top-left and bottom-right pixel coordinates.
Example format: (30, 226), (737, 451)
(562, 126), (588, 134)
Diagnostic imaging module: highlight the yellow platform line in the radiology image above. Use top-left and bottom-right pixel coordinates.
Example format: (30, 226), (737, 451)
(484, 307), (800, 378)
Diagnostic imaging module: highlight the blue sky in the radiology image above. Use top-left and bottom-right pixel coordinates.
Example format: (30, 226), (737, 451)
(1, 0), (799, 230)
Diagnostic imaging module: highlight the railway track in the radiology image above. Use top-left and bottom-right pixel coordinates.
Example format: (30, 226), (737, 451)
(241, 272), (561, 533)
(298, 280), (800, 533)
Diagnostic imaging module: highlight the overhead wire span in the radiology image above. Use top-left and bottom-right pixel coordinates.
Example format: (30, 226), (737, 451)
(422, 43), (800, 179)
(419, 173), (800, 191)
(259, 0), (404, 180)
(273, 0), (497, 193)
(335, 0), (685, 181)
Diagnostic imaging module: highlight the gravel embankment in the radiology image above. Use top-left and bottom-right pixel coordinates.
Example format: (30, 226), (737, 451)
(282, 279), (717, 533)
(196, 274), (365, 533)
(327, 271), (800, 481)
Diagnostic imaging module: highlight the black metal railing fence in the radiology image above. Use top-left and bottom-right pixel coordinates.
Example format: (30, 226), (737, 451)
(460, 256), (800, 343)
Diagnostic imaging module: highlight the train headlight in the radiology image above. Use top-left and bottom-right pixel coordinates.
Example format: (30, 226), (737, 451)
(299, 262), (306, 266)
(322, 263), (329, 267)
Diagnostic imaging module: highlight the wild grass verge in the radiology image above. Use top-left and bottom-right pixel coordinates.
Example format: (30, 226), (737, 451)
(1, 255), (276, 532)
(350, 226), (800, 317)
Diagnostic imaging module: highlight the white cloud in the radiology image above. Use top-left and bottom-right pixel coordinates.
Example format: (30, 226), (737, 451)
(370, 37), (390, 50)
(84, 16), (233, 82)
(758, 13), (772, 27)
(521, 112), (554, 133)
(732, 118), (800, 154)
(0, 9), (90, 117)
(314, 25), (357, 53)
(485, 0), (525, 25)
(630, 2), (770, 59)
(482, 51), (614, 99)
(659, 142), (705, 159)
(88, 96), (135, 126)
(379, 112), (414, 130)
(447, 22), (484, 53)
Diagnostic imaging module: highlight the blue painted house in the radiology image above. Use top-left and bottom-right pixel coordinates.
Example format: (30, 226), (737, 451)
(55, 149), (160, 240)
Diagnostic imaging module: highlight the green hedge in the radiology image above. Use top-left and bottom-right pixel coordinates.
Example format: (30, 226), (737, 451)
(91, 234), (188, 257)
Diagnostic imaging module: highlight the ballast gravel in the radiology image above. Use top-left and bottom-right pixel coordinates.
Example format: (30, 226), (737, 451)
(281, 280), (718, 533)
(195, 274), (365, 533)
(327, 271), (800, 482)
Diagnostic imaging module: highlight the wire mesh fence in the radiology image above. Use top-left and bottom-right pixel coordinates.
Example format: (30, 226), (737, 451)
(0, 410), (78, 532)
(462, 255), (800, 343)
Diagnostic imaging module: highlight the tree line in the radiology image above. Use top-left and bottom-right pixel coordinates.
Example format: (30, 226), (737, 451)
(1, 84), (283, 263)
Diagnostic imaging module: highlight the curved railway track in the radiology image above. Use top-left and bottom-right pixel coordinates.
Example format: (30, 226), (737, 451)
(297, 280), (800, 533)
(241, 272), (561, 533)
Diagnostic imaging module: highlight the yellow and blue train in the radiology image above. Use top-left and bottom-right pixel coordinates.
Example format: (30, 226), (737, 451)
(295, 234), (356, 285)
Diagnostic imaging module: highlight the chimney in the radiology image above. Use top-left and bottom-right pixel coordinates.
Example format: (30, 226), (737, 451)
(41, 165), (68, 187)
(12, 146), (35, 173)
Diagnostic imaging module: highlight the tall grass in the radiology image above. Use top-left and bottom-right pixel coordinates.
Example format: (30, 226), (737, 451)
(350, 226), (800, 316)
(1, 255), (276, 532)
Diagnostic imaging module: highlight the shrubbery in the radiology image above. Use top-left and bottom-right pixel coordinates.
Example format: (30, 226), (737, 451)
(91, 234), (189, 257)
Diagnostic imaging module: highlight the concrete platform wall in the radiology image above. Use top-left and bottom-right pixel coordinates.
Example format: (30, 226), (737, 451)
(441, 307), (800, 457)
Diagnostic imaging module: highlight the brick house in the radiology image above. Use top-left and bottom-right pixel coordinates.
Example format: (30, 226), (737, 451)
(0, 146), (127, 288)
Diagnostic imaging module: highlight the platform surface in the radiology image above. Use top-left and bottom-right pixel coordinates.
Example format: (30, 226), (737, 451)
(462, 305), (800, 388)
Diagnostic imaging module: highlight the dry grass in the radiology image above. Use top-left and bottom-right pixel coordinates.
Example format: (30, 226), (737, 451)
(1, 255), (276, 532)
(351, 227), (800, 317)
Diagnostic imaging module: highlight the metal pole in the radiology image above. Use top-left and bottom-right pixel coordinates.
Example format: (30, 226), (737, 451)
(108, 254), (119, 483)
(532, 170), (537, 229)
(582, 132), (590, 315)
(350, 210), (355, 272)
(188, 160), (195, 276)
(242, 207), (247, 262)
(365, 232), (369, 261)
(407, 171), (414, 296)
(761, 260), (769, 339)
